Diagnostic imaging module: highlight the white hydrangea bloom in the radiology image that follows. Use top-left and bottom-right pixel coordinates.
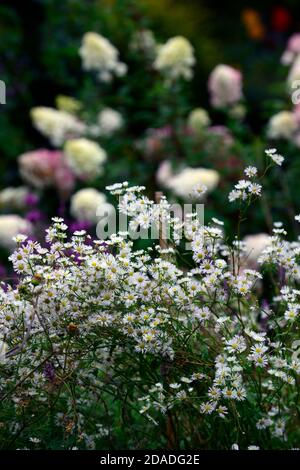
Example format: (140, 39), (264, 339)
(243, 233), (271, 263)
(0, 215), (32, 250)
(154, 36), (195, 83)
(158, 163), (219, 199)
(97, 108), (123, 136)
(70, 188), (107, 223)
(267, 111), (297, 140)
(31, 107), (85, 146)
(64, 138), (107, 179)
(79, 32), (127, 82)
(208, 64), (243, 108)
(187, 108), (211, 133)
(0, 187), (30, 210)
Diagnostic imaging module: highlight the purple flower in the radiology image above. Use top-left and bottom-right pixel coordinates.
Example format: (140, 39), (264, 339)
(43, 362), (56, 382)
(24, 192), (39, 207)
(25, 210), (44, 223)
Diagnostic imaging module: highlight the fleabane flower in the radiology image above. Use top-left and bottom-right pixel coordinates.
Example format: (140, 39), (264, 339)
(244, 166), (257, 178)
(265, 148), (285, 166)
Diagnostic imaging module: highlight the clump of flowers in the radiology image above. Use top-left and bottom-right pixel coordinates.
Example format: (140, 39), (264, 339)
(208, 64), (243, 108)
(153, 36), (195, 83)
(64, 138), (107, 180)
(30, 107), (85, 147)
(96, 108), (123, 137)
(187, 108), (211, 134)
(0, 215), (32, 249)
(267, 111), (298, 140)
(79, 32), (127, 82)
(157, 161), (220, 200)
(70, 188), (110, 223)
(18, 149), (75, 195)
(1, 149), (299, 450)
(281, 32), (300, 65)
(0, 187), (32, 211)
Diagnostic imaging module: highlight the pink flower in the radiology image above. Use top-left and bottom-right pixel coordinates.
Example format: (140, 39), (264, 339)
(208, 125), (234, 147)
(287, 33), (300, 54)
(208, 64), (243, 108)
(141, 126), (173, 160)
(18, 149), (75, 195)
(281, 33), (300, 65)
(293, 103), (300, 124)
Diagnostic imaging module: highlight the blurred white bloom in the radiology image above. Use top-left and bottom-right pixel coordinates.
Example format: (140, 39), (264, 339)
(97, 108), (123, 136)
(0, 187), (30, 210)
(208, 64), (243, 108)
(0, 215), (33, 250)
(31, 107), (85, 147)
(64, 138), (107, 179)
(156, 160), (173, 187)
(157, 162), (219, 200)
(79, 32), (127, 82)
(228, 104), (246, 120)
(154, 36), (195, 82)
(243, 233), (270, 263)
(129, 29), (156, 57)
(55, 95), (82, 114)
(70, 188), (107, 223)
(187, 108), (211, 134)
(267, 111), (297, 140)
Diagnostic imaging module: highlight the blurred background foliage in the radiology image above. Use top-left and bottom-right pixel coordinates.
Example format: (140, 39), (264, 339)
(1, 0), (300, 175)
(1, 0), (300, 248)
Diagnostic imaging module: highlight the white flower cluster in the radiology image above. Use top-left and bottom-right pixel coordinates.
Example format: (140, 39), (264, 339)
(79, 32), (127, 82)
(154, 36), (195, 83)
(229, 150), (284, 204)
(157, 161), (220, 200)
(31, 107), (85, 147)
(0, 215), (32, 250)
(0, 153), (300, 449)
(97, 108), (123, 137)
(64, 138), (107, 179)
(267, 111), (298, 140)
(70, 188), (109, 223)
(187, 108), (211, 134)
(0, 186), (30, 210)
